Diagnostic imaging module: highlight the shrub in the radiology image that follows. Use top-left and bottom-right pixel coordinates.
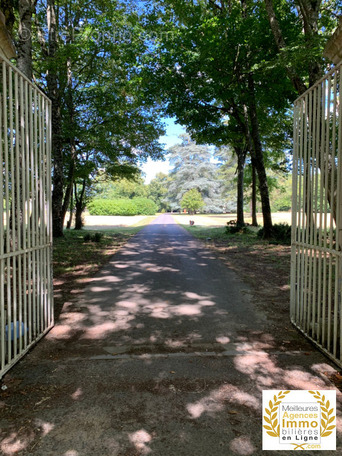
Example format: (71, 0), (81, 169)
(226, 225), (241, 234)
(93, 232), (103, 242)
(88, 199), (137, 216)
(83, 232), (104, 243)
(257, 223), (291, 244)
(132, 197), (158, 215)
(225, 222), (249, 234)
(87, 198), (157, 216)
(83, 233), (92, 242)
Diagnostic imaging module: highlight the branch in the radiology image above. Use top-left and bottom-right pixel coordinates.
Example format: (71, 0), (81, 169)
(264, 0), (307, 95)
(297, 0), (322, 36)
(32, 74), (49, 95)
(208, 0), (224, 12)
(34, 14), (48, 57)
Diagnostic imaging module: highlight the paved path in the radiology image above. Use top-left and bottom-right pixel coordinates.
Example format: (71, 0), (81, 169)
(0, 214), (341, 455)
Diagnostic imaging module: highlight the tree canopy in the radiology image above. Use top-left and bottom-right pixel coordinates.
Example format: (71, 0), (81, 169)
(181, 189), (204, 214)
(8, 0), (166, 235)
(4, 0), (340, 235)
(167, 135), (224, 212)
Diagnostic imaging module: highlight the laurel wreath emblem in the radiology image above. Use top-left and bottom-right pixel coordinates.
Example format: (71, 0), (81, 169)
(263, 390), (290, 437)
(308, 390), (336, 437)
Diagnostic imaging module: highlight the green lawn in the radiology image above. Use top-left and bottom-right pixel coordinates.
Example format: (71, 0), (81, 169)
(171, 211), (292, 226)
(53, 227), (141, 277)
(54, 216), (156, 276)
(181, 224), (260, 246)
(53, 222), (155, 318)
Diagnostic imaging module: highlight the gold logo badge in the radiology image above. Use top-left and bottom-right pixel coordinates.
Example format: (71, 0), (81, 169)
(262, 390), (336, 451)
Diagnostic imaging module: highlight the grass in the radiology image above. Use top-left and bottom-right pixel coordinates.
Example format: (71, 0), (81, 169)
(53, 227), (142, 276)
(172, 211), (292, 227)
(52, 223), (149, 317)
(54, 215), (156, 279)
(180, 222), (263, 248)
(131, 216), (157, 227)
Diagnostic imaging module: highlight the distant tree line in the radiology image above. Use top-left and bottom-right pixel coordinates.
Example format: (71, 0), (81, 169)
(91, 133), (292, 216)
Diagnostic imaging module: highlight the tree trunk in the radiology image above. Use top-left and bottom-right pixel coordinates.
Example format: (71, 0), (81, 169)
(74, 180), (86, 230)
(246, 74), (273, 238)
(66, 185), (74, 229)
(61, 154), (75, 225)
(61, 9), (77, 228)
(74, 202), (83, 230)
(62, 177), (72, 225)
(235, 146), (246, 227)
(251, 159), (258, 226)
(18, 0), (35, 79)
(47, 0), (64, 237)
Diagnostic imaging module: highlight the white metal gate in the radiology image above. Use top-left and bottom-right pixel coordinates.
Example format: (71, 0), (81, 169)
(291, 62), (342, 367)
(0, 55), (53, 378)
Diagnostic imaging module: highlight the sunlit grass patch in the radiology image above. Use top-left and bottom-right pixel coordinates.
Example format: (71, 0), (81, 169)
(179, 223), (261, 248)
(52, 223), (152, 318)
(172, 211), (292, 227)
(53, 227), (141, 277)
(131, 215), (157, 227)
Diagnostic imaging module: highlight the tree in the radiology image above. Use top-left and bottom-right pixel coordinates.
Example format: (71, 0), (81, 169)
(96, 176), (147, 200)
(167, 135), (223, 212)
(181, 189), (204, 214)
(147, 172), (171, 212)
(26, 0), (166, 236)
(46, 0), (64, 237)
(270, 174), (292, 212)
(263, 0), (339, 94)
(264, 0), (339, 224)
(215, 146), (238, 214)
(143, 0), (294, 236)
(0, 1), (16, 36)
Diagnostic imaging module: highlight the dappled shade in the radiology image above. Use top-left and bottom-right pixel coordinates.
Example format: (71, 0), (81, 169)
(1, 215), (341, 455)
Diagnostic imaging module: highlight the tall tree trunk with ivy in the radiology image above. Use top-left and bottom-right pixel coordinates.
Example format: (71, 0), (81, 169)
(61, 5), (77, 228)
(47, 0), (64, 237)
(61, 65), (76, 227)
(18, 0), (35, 79)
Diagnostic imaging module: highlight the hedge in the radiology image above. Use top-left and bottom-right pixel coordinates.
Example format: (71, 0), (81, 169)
(132, 197), (158, 215)
(88, 198), (157, 216)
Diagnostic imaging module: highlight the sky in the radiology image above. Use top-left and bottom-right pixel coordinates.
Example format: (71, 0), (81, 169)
(141, 117), (185, 183)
